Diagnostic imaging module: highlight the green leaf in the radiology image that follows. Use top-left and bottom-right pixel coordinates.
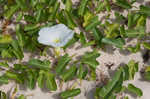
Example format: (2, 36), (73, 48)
(133, 13), (141, 24)
(102, 38), (125, 48)
(144, 67), (150, 80)
(24, 24), (39, 31)
(127, 12), (142, 28)
(128, 12), (134, 28)
(49, 1), (60, 20)
(56, 10), (67, 24)
(127, 83), (143, 97)
(24, 36), (39, 52)
(139, 5), (150, 16)
(143, 42), (150, 50)
(61, 66), (77, 82)
(0, 61), (9, 68)
(0, 43), (9, 51)
(131, 0), (137, 4)
(49, 0), (57, 6)
(36, 10), (42, 22)
(1, 49), (13, 58)
(64, 10), (76, 29)
(96, 0), (110, 13)
(17, 94), (26, 99)
(120, 25), (126, 37)
(83, 41), (95, 47)
(105, 0), (111, 12)
(92, 27), (103, 46)
(13, 64), (28, 72)
(85, 16), (101, 31)
(62, 0), (67, 4)
(78, 0), (88, 16)
(145, 66), (150, 72)
(0, 35), (12, 44)
(11, 40), (24, 59)
(83, 10), (94, 27)
(27, 70), (38, 89)
(125, 27), (146, 37)
(98, 69), (122, 98)
(60, 88), (81, 99)
(82, 50), (100, 59)
(28, 59), (51, 69)
(127, 60), (138, 80)
(24, 15), (36, 23)
(77, 65), (88, 79)
(79, 32), (87, 45)
(11, 40), (21, 52)
(37, 70), (45, 88)
(46, 72), (57, 91)
(113, 74), (123, 93)
(5, 71), (23, 83)
(81, 50), (100, 69)
(82, 59), (99, 70)
(4, 5), (19, 19)
(90, 69), (96, 80)
(15, 0), (27, 10)
(96, 1), (105, 13)
(93, 28), (102, 41)
(124, 96), (129, 99)
(136, 15), (146, 27)
(16, 24), (25, 49)
(120, 66), (129, 81)
(16, 12), (23, 22)
(127, 42), (141, 53)
(55, 54), (71, 75)
(114, 0), (132, 9)
(144, 71), (150, 80)
(108, 93), (116, 99)
(65, 0), (72, 12)
(104, 23), (120, 38)
(0, 76), (9, 84)
(115, 12), (126, 23)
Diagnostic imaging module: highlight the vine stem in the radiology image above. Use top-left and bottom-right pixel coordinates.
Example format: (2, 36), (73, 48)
(54, 47), (61, 58)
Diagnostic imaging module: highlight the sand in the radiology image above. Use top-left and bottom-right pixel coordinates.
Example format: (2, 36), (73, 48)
(0, 0), (150, 99)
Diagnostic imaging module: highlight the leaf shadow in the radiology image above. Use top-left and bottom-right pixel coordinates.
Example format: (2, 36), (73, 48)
(6, 89), (11, 99)
(119, 48), (131, 56)
(137, 0), (145, 3)
(141, 49), (150, 64)
(40, 83), (51, 93)
(103, 45), (116, 54)
(52, 92), (61, 99)
(0, 57), (17, 64)
(19, 83), (28, 91)
(138, 67), (150, 83)
(75, 44), (83, 50)
(124, 89), (138, 99)
(126, 38), (134, 43)
(84, 87), (96, 99)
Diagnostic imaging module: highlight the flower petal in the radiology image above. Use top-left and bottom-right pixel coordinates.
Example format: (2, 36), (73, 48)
(38, 24), (74, 47)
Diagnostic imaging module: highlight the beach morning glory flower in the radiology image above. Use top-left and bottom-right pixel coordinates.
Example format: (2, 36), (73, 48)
(38, 24), (74, 47)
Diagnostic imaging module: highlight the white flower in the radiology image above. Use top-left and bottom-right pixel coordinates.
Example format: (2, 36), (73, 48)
(38, 24), (74, 47)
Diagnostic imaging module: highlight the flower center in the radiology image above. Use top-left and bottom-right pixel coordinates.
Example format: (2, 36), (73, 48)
(53, 38), (60, 43)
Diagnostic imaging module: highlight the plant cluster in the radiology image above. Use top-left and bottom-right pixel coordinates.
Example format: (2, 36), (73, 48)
(0, 0), (150, 99)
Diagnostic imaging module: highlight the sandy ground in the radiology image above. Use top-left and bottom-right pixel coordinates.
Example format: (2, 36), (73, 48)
(0, 43), (150, 99)
(0, 0), (150, 99)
